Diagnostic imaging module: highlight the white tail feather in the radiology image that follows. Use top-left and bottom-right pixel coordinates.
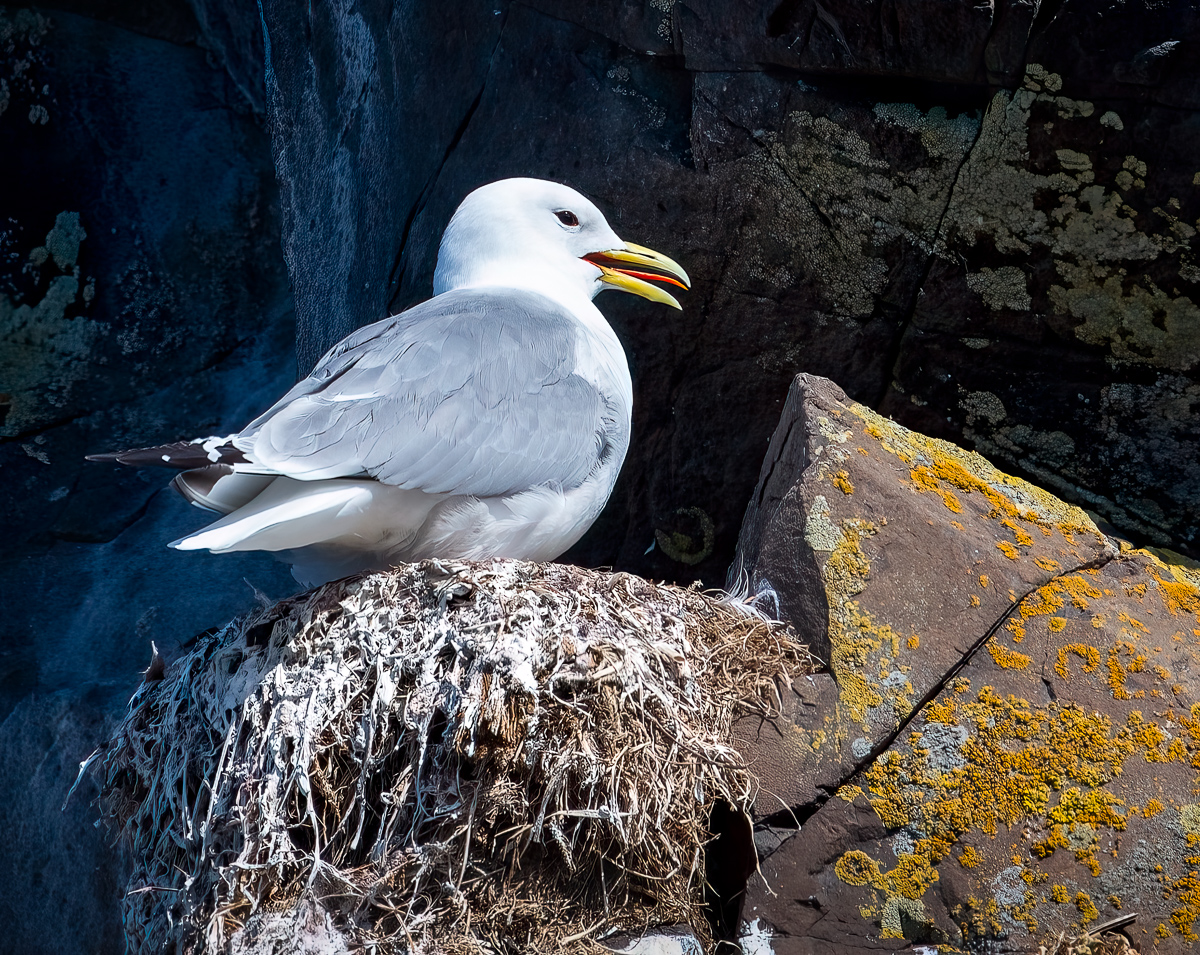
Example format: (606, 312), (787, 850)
(171, 480), (376, 553)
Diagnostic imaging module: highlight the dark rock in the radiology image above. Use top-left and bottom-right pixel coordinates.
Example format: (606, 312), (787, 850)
(0, 694), (127, 955)
(256, 0), (1200, 581)
(881, 61), (1200, 560)
(0, 5), (296, 949)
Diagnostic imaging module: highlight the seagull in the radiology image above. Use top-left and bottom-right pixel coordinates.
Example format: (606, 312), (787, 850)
(89, 178), (689, 587)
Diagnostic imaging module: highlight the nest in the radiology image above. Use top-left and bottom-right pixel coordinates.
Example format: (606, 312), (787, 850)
(95, 559), (812, 954)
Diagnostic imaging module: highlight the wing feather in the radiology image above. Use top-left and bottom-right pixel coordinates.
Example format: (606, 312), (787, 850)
(236, 289), (618, 497)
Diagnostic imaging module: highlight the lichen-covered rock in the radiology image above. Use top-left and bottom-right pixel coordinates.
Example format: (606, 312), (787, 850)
(730, 373), (1115, 812)
(883, 56), (1200, 558)
(730, 374), (1200, 953)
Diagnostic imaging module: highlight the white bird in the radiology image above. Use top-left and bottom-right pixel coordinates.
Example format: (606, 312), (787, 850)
(89, 178), (689, 587)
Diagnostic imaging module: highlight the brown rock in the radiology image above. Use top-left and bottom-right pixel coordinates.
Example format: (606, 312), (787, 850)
(730, 374), (1200, 953)
(730, 374), (1115, 813)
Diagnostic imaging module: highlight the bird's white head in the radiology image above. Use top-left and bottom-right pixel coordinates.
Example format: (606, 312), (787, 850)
(432, 178), (690, 314)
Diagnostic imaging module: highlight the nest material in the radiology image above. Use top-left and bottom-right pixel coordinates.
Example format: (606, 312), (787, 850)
(97, 559), (812, 954)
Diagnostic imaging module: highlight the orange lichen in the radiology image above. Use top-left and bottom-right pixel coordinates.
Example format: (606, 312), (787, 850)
(1107, 644), (1132, 700)
(1058, 575), (1104, 610)
(1035, 556), (1062, 572)
(1047, 788), (1127, 831)
(958, 845), (981, 868)
(1055, 644), (1101, 679)
(833, 470), (855, 495)
(1003, 519), (1034, 547)
(848, 404), (1103, 543)
(997, 540), (1021, 560)
(910, 465), (963, 513)
(906, 635), (920, 650)
(1144, 799), (1164, 817)
(1021, 585), (1066, 618)
(1118, 611), (1147, 633)
(969, 594), (981, 608)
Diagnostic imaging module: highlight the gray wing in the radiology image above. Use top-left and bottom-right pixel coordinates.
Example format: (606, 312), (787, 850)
(235, 288), (620, 497)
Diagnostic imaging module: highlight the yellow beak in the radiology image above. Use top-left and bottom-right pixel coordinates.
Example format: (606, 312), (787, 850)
(584, 241), (691, 310)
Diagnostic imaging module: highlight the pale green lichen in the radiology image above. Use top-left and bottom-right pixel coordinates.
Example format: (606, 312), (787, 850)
(965, 266), (1031, 311)
(939, 64), (1200, 372)
(1049, 264), (1200, 371)
(1181, 804), (1200, 839)
(738, 101), (979, 325)
(960, 390), (1007, 426)
(0, 211), (105, 437)
(804, 495), (842, 553)
(654, 507), (715, 565)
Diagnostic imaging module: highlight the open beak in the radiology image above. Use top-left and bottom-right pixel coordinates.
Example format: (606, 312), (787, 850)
(584, 241), (691, 310)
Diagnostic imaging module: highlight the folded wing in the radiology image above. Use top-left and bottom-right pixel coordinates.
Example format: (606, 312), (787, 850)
(234, 286), (615, 495)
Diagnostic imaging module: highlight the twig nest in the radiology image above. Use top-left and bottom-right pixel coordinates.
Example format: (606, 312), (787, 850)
(97, 559), (812, 954)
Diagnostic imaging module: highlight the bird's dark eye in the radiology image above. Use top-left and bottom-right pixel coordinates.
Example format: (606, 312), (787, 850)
(555, 210), (580, 227)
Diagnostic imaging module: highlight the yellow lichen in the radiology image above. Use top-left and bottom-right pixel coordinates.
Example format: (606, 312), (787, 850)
(835, 850), (880, 887)
(1035, 556), (1062, 571)
(958, 845), (981, 868)
(1050, 884), (1070, 903)
(833, 469), (855, 495)
(986, 641), (1031, 670)
(849, 404), (1103, 543)
(1048, 617), (1067, 632)
(997, 540), (1021, 560)
(1075, 891), (1099, 923)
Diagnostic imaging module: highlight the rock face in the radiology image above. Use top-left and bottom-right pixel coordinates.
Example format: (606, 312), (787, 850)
(7, 2), (1200, 951)
(730, 374), (1200, 953)
(0, 5), (296, 951)
(258, 0), (1200, 586)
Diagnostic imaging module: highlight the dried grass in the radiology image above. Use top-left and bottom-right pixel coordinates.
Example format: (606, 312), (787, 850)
(1038, 915), (1141, 955)
(96, 559), (813, 954)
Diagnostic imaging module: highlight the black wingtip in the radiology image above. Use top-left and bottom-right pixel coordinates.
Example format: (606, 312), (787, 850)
(83, 440), (249, 470)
